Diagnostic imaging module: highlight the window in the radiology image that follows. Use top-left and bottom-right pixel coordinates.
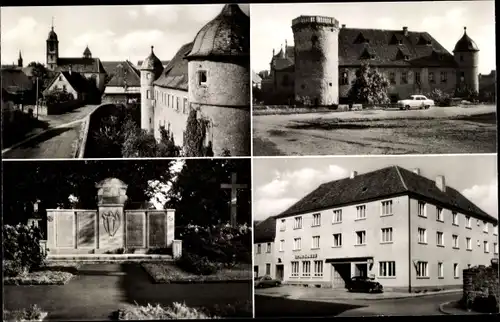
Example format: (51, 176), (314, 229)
(453, 263), (459, 278)
(356, 205), (366, 220)
(415, 72), (421, 84)
(294, 216), (303, 229)
(440, 71), (448, 83)
(340, 72), (349, 85)
(452, 212), (458, 226)
(379, 261), (396, 277)
(436, 207), (443, 222)
(183, 98), (188, 114)
(146, 73), (151, 80)
(494, 243), (498, 255)
(356, 231), (366, 245)
(466, 216), (471, 229)
(460, 72), (465, 82)
(381, 201), (393, 216)
(279, 240), (284, 252)
(266, 263), (271, 275)
(312, 236), (320, 249)
(484, 241), (489, 253)
(293, 238), (302, 251)
(418, 228), (427, 244)
(257, 244), (261, 254)
(266, 243), (271, 253)
(291, 261), (299, 277)
(466, 237), (472, 250)
(416, 261), (428, 277)
(314, 260), (323, 277)
(381, 228), (393, 243)
(429, 72), (435, 83)
(438, 262), (444, 278)
(62, 85), (67, 92)
(312, 213), (321, 227)
(452, 235), (459, 248)
(417, 202), (426, 217)
(483, 221), (488, 233)
(401, 72), (408, 84)
(302, 261), (311, 277)
(176, 97), (180, 111)
(198, 70), (207, 86)
(146, 90), (151, 99)
(59, 76), (62, 81)
(333, 210), (342, 223)
(460, 54), (464, 62)
(389, 72), (396, 84)
(333, 233), (342, 247)
(477, 219), (480, 227)
(436, 232), (444, 246)
(280, 219), (286, 231)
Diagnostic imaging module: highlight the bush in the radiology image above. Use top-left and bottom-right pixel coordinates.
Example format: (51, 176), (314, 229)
(473, 295), (499, 313)
(3, 224), (46, 274)
(44, 89), (74, 106)
(175, 252), (220, 276)
(3, 260), (28, 277)
(3, 304), (46, 322)
(425, 89), (453, 107)
(116, 302), (216, 320)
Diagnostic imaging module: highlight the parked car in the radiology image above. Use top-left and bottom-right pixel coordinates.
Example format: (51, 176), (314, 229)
(345, 276), (383, 293)
(255, 275), (282, 288)
(397, 95), (435, 110)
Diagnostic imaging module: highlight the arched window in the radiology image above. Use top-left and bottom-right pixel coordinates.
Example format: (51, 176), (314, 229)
(340, 72), (349, 85)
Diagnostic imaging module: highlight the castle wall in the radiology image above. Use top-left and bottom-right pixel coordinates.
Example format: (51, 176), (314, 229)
(153, 85), (189, 147)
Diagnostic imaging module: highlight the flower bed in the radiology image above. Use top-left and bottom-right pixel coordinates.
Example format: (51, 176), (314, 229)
(114, 302), (217, 320)
(3, 305), (48, 321)
(4, 271), (74, 285)
(142, 262), (251, 284)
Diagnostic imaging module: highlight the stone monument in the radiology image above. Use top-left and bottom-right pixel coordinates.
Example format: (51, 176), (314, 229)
(44, 178), (181, 259)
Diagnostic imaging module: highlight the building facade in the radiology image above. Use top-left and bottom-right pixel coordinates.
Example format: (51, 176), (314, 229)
(254, 166), (498, 292)
(140, 4), (250, 156)
(102, 61), (141, 104)
(262, 16), (480, 105)
(254, 216), (278, 278)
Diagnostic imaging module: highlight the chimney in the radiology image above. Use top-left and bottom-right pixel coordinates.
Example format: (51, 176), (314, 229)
(341, 24), (346, 28)
(436, 175), (446, 192)
(412, 168), (420, 175)
(285, 40), (288, 58)
(403, 26), (408, 36)
(350, 171), (358, 179)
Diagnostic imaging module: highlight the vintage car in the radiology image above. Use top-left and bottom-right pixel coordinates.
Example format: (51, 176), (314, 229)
(255, 275), (282, 288)
(397, 95), (435, 110)
(345, 276), (384, 293)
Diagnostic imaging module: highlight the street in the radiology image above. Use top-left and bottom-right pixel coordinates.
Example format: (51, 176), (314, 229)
(253, 104), (497, 155)
(2, 105), (99, 159)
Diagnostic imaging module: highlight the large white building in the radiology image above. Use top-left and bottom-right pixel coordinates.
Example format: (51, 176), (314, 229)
(254, 166), (498, 292)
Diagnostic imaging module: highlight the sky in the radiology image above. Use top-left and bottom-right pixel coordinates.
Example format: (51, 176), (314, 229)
(253, 155), (498, 222)
(251, 1), (496, 74)
(1, 4), (249, 66)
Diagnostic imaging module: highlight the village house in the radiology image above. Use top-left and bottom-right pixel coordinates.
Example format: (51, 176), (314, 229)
(1, 66), (34, 111)
(102, 61), (141, 104)
(43, 69), (95, 102)
(253, 166), (498, 292)
(262, 15), (481, 105)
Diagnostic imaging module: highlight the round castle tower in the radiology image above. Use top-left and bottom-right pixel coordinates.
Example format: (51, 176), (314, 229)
(292, 15), (340, 106)
(140, 46), (164, 133)
(453, 27), (479, 93)
(185, 4), (250, 156)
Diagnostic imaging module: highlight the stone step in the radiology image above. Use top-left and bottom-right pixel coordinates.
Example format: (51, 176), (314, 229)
(47, 254), (173, 262)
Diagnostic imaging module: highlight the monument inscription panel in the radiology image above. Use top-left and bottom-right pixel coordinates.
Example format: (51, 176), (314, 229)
(77, 211), (96, 247)
(56, 211), (75, 248)
(126, 212), (145, 248)
(148, 212), (166, 247)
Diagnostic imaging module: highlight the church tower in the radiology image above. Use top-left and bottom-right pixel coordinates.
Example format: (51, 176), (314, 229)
(17, 51), (23, 68)
(46, 20), (59, 71)
(453, 26), (479, 93)
(83, 46), (92, 59)
(140, 46), (164, 133)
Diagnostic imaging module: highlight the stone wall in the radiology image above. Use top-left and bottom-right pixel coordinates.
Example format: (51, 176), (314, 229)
(462, 264), (499, 312)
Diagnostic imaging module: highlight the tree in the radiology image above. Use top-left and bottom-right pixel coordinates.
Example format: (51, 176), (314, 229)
(27, 62), (51, 92)
(183, 108), (213, 157)
(347, 63), (391, 105)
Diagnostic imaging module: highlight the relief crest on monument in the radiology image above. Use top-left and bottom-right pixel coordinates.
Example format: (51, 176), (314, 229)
(102, 210), (121, 237)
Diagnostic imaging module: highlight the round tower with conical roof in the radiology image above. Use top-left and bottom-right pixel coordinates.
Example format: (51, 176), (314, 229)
(453, 26), (479, 93)
(140, 46), (164, 133)
(46, 23), (59, 71)
(185, 4), (250, 156)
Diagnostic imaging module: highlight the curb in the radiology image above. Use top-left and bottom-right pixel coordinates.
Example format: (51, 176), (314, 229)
(154, 279), (252, 284)
(439, 301), (453, 315)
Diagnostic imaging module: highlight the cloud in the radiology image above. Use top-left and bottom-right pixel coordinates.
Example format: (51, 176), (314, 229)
(376, 17), (398, 30)
(116, 29), (165, 53)
(128, 9), (138, 20)
(3, 16), (38, 41)
(254, 197), (299, 221)
(143, 5), (181, 24)
(421, 7), (466, 30)
(462, 180), (498, 219)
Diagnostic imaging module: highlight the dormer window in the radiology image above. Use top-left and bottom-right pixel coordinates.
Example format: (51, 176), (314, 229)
(360, 48), (375, 60)
(404, 55), (410, 61)
(354, 32), (368, 44)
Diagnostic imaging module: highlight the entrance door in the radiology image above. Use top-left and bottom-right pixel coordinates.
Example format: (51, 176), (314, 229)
(276, 265), (284, 281)
(331, 264), (351, 288)
(355, 263), (368, 277)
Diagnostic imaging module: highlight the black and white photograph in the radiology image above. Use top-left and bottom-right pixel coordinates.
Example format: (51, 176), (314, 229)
(253, 154), (498, 317)
(2, 158), (252, 320)
(251, 1), (496, 156)
(1, 4), (251, 159)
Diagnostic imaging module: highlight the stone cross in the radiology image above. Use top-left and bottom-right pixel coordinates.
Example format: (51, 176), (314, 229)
(220, 172), (248, 226)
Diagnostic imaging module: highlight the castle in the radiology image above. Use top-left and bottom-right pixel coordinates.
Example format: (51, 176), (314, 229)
(262, 15), (480, 105)
(140, 4), (250, 156)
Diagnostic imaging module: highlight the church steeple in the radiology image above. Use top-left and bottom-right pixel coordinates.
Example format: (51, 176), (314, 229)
(46, 17), (59, 71)
(18, 50), (23, 67)
(83, 45), (92, 59)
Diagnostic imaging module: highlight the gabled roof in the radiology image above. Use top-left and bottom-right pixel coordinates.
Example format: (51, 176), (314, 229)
(276, 166), (496, 224)
(1, 68), (33, 94)
(44, 71), (92, 94)
(101, 61), (123, 75)
(254, 216), (277, 243)
(153, 42), (193, 91)
(56, 57), (106, 73)
(105, 61), (141, 87)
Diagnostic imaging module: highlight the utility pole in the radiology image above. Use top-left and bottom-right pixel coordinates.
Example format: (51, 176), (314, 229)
(36, 77), (39, 118)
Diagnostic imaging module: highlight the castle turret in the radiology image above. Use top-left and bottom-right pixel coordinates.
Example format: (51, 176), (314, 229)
(140, 46), (164, 133)
(18, 51), (23, 68)
(453, 26), (479, 93)
(185, 4), (250, 156)
(292, 15), (340, 106)
(46, 20), (59, 71)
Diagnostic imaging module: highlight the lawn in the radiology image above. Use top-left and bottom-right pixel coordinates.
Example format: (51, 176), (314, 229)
(3, 261), (79, 285)
(142, 262), (252, 283)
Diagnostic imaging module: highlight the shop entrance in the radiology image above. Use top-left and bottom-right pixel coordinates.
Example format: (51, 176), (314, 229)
(331, 263), (351, 289)
(276, 264), (284, 281)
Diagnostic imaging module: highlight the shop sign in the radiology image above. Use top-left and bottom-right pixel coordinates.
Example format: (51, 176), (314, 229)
(295, 254), (318, 260)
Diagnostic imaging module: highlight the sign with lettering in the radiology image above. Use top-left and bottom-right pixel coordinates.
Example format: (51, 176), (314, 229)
(295, 254), (318, 260)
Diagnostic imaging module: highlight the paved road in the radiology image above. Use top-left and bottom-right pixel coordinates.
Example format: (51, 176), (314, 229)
(253, 105), (497, 155)
(4, 264), (252, 321)
(2, 105), (99, 159)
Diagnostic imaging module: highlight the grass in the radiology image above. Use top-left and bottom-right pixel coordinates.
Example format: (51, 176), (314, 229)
(114, 302), (217, 320)
(142, 262), (252, 283)
(4, 271), (75, 285)
(3, 304), (48, 322)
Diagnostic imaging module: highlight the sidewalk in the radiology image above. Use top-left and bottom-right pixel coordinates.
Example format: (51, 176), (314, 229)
(439, 301), (486, 315)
